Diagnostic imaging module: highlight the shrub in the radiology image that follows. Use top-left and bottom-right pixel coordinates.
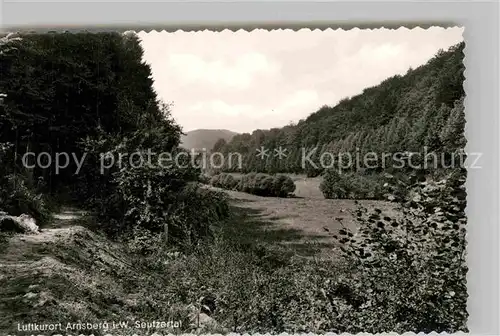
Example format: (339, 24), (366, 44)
(78, 130), (230, 249)
(221, 174), (239, 190)
(210, 172), (296, 198)
(320, 170), (385, 200)
(210, 174), (222, 188)
(0, 143), (52, 225)
(272, 174), (296, 197)
(0, 173), (52, 225)
(329, 170), (467, 333)
(199, 173), (211, 184)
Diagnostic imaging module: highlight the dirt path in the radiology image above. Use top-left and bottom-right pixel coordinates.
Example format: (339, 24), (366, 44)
(0, 206), (87, 265)
(0, 207), (87, 265)
(0, 208), (138, 333)
(45, 206), (87, 229)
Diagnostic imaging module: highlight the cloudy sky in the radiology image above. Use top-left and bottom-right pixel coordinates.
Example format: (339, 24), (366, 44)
(138, 27), (463, 133)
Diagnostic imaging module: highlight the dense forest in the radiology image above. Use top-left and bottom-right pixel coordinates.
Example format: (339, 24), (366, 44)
(0, 32), (229, 248)
(215, 42), (465, 177)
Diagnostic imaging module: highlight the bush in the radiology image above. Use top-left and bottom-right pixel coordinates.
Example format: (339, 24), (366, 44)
(271, 174), (296, 197)
(248, 173), (271, 196)
(320, 170), (385, 200)
(199, 173), (212, 184)
(0, 174), (52, 225)
(78, 129), (230, 249)
(209, 172), (295, 198)
(146, 206), (345, 334)
(209, 174), (221, 187)
(221, 174), (239, 190)
(0, 143), (53, 225)
(329, 170), (467, 333)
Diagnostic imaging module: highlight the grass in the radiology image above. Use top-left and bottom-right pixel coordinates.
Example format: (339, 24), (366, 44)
(0, 233), (8, 254)
(0, 203), (346, 334)
(222, 184), (399, 259)
(0, 176), (402, 334)
(157, 205), (346, 333)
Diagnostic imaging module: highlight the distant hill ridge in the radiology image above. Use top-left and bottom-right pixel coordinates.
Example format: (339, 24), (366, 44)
(181, 129), (238, 151)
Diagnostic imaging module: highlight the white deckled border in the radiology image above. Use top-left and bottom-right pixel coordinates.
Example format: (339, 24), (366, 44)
(0, 1), (498, 335)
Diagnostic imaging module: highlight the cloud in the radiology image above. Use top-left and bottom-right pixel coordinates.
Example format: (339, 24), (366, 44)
(138, 27), (464, 133)
(283, 90), (319, 109)
(189, 100), (254, 117)
(167, 52), (279, 89)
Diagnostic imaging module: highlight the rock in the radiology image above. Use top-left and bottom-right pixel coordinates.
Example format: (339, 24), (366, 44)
(23, 292), (37, 299)
(198, 313), (214, 325)
(0, 213), (38, 233)
(18, 214), (39, 232)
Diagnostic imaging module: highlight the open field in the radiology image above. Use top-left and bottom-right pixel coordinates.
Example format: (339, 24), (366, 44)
(288, 174), (324, 198)
(214, 176), (400, 258)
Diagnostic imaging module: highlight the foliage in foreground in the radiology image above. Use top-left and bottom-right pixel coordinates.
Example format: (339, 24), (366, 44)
(78, 124), (230, 250)
(0, 143), (53, 225)
(330, 169), (467, 333)
(130, 168), (467, 334)
(208, 172), (296, 197)
(0, 171), (468, 334)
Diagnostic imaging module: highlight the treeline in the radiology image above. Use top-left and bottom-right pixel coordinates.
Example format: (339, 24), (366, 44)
(0, 32), (228, 250)
(206, 172), (296, 198)
(213, 43), (465, 177)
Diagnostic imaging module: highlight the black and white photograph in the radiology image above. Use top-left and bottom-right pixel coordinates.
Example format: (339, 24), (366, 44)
(0, 27), (468, 334)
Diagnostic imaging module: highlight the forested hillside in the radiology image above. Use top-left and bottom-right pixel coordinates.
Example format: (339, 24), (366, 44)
(216, 42), (465, 176)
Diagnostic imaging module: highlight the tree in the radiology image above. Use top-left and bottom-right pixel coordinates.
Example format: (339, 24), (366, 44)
(212, 138), (227, 152)
(212, 42), (464, 176)
(440, 97), (466, 152)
